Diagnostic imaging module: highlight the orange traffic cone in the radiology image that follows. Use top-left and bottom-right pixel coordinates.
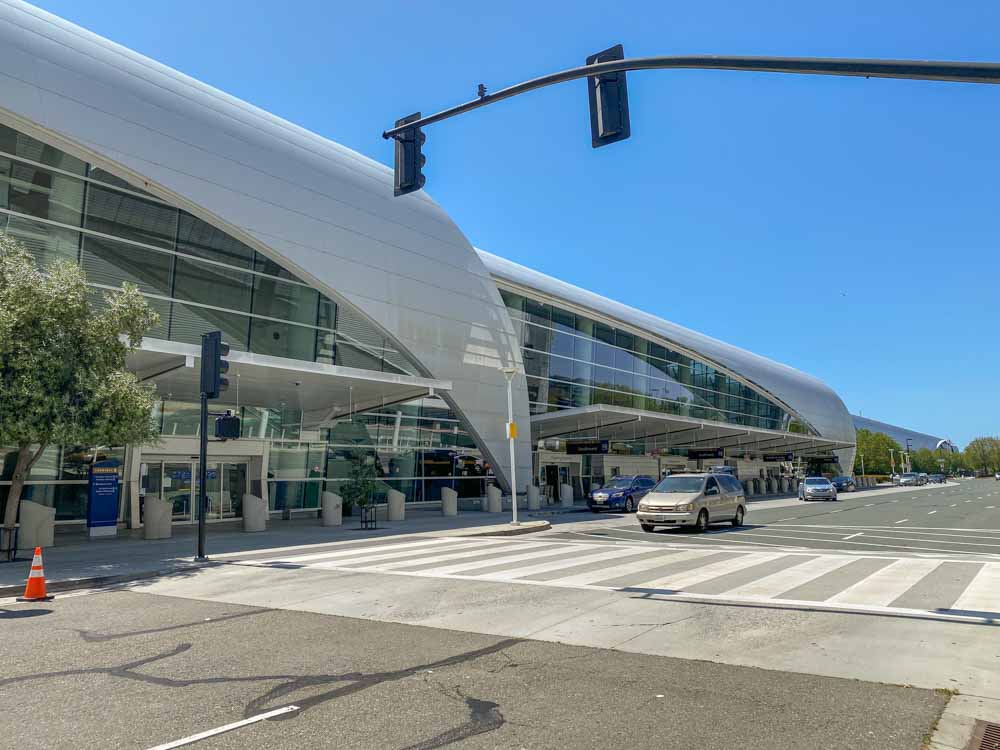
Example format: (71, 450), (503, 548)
(17, 547), (53, 602)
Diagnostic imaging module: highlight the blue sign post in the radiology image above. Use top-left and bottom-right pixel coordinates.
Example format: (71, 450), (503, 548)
(87, 459), (121, 538)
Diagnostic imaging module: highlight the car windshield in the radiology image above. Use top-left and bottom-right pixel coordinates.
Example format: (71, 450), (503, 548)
(601, 478), (633, 489)
(903, 473), (918, 479)
(833, 476), (849, 481)
(805, 478), (828, 485)
(652, 476), (704, 493)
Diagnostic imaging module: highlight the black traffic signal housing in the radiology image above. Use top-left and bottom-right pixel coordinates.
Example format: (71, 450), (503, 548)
(215, 411), (241, 440)
(199, 330), (230, 399)
(393, 112), (426, 196)
(586, 44), (631, 148)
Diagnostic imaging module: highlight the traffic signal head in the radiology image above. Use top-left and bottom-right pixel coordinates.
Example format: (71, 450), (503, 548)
(586, 44), (631, 148)
(393, 112), (426, 196)
(215, 411), (241, 440)
(199, 331), (231, 399)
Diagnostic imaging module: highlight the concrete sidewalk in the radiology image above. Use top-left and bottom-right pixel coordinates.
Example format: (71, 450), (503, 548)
(0, 507), (558, 596)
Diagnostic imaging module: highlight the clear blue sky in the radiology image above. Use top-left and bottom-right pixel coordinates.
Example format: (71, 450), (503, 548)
(31, 0), (1000, 446)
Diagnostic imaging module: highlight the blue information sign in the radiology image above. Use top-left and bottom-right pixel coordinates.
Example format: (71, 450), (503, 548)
(87, 459), (121, 531)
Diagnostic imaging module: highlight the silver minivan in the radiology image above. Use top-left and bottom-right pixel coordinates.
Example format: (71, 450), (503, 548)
(636, 473), (746, 533)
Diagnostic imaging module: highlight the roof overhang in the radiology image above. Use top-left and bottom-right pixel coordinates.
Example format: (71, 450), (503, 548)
(128, 338), (451, 427)
(531, 404), (854, 457)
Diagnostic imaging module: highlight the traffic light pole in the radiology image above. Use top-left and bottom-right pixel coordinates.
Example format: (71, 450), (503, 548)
(383, 54), (1000, 140)
(196, 391), (208, 562)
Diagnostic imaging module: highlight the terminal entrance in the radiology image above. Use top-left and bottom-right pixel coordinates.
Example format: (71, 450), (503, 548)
(141, 459), (249, 523)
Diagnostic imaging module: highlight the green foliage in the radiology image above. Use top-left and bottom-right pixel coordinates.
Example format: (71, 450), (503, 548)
(853, 428), (902, 475)
(963, 437), (1000, 474)
(340, 453), (377, 510)
(0, 235), (160, 527)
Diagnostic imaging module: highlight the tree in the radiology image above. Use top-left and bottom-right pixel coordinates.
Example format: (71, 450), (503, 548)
(0, 235), (159, 531)
(340, 452), (378, 516)
(963, 437), (1000, 475)
(853, 428), (902, 475)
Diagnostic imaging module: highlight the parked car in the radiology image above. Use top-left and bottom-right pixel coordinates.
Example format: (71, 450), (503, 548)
(798, 476), (838, 501)
(831, 476), (855, 492)
(917, 473), (929, 485)
(891, 473), (901, 485)
(928, 473), (946, 484)
(995, 472), (1000, 481)
(588, 474), (656, 513)
(899, 472), (921, 486)
(636, 473), (745, 533)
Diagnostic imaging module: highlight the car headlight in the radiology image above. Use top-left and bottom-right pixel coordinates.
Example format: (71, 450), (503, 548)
(675, 503), (694, 512)
(637, 502), (648, 511)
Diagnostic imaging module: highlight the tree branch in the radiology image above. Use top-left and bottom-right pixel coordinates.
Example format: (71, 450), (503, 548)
(26, 441), (49, 471)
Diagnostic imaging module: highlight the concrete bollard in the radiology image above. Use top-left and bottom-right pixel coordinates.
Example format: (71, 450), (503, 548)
(321, 491), (343, 527)
(387, 489), (406, 521)
(560, 483), (574, 508)
(487, 485), (503, 513)
(742, 480), (752, 497)
(242, 494), (268, 532)
(441, 487), (458, 517)
(527, 485), (541, 510)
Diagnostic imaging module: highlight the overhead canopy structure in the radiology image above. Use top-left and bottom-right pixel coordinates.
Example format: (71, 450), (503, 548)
(128, 339), (451, 427)
(531, 404), (854, 458)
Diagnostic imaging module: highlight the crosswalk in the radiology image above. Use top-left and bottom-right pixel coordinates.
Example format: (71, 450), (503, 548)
(230, 535), (1000, 623)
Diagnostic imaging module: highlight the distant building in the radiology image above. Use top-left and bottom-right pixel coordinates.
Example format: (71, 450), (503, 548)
(852, 416), (958, 453)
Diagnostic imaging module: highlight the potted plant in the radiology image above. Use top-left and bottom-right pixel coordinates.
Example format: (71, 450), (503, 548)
(341, 454), (377, 528)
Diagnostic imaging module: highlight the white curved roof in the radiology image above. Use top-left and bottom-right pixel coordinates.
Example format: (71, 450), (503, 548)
(0, 0), (531, 489)
(478, 249), (856, 448)
(852, 416), (956, 453)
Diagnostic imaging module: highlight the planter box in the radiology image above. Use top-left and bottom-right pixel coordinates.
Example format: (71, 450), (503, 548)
(143, 498), (172, 540)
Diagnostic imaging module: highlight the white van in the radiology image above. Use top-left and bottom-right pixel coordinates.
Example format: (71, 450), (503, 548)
(636, 473), (746, 533)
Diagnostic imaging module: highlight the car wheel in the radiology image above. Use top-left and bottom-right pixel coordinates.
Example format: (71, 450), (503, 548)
(640, 523), (655, 532)
(694, 509), (709, 533)
(625, 496), (635, 513)
(732, 506), (744, 527)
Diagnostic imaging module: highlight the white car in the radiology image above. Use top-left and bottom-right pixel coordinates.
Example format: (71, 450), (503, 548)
(799, 476), (838, 501)
(636, 473), (746, 533)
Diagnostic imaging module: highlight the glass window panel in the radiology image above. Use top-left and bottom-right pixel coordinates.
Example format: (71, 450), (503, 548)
(0, 124), (86, 174)
(173, 256), (252, 312)
(549, 329), (575, 359)
(2, 214), (79, 267)
(498, 288), (524, 316)
(0, 156), (85, 226)
(573, 334), (593, 363)
(593, 322), (615, 346)
(522, 322), (551, 353)
(523, 297), (550, 325)
(573, 359), (593, 387)
(176, 212), (254, 268)
(547, 380), (573, 408)
(593, 341), (614, 368)
(84, 184), (178, 250)
(86, 166), (155, 196)
(251, 275), (318, 326)
(551, 307), (575, 332)
(592, 366), (616, 390)
(254, 251), (301, 281)
(80, 234), (173, 296)
(614, 346), (637, 372)
(613, 390), (635, 409)
(570, 383), (592, 408)
(169, 302), (249, 350)
(614, 368), (635, 392)
(522, 348), (548, 379)
(548, 354), (574, 382)
(317, 296), (337, 329)
(315, 331), (336, 365)
(615, 330), (634, 352)
(336, 340), (384, 370)
(250, 318), (316, 361)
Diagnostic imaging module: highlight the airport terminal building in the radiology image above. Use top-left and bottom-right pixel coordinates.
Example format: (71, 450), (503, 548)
(0, 1), (859, 529)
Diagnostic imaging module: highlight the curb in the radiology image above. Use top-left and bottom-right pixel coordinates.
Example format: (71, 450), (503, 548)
(0, 564), (201, 599)
(442, 520), (551, 537)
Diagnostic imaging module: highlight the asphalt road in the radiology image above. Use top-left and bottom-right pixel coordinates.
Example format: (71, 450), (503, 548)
(0, 590), (947, 750)
(553, 479), (1000, 557)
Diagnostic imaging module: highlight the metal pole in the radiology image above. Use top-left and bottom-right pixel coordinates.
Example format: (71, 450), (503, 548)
(384, 55), (1000, 139)
(196, 392), (208, 561)
(506, 372), (518, 525)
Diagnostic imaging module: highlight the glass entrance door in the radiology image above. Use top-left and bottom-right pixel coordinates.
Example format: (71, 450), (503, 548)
(144, 460), (248, 523)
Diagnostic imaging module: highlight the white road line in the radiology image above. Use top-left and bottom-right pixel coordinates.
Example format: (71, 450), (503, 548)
(895, 519), (909, 524)
(775, 518), (797, 522)
(632, 553), (784, 591)
(689, 530), (999, 557)
(246, 537), (463, 565)
(950, 504), (957, 507)
(864, 504), (874, 507)
(722, 555), (856, 599)
(988, 506), (996, 509)
(550, 549), (718, 586)
(398, 544), (593, 576)
(767, 524), (1000, 536)
(951, 563), (1000, 613)
(146, 705), (300, 749)
(843, 532), (864, 540)
(927, 511), (937, 515)
(476, 546), (653, 581)
(827, 559), (942, 607)
(327, 540), (541, 571)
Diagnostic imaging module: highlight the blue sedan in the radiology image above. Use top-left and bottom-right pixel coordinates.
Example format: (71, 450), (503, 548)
(588, 475), (656, 513)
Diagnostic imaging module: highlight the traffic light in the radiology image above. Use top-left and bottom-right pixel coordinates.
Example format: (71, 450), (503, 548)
(215, 411), (241, 440)
(392, 112), (426, 196)
(199, 330), (230, 400)
(586, 44), (631, 148)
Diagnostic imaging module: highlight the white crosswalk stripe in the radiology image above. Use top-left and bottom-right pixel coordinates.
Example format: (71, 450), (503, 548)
(827, 559), (942, 607)
(237, 536), (1000, 623)
(721, 555), (855, 599)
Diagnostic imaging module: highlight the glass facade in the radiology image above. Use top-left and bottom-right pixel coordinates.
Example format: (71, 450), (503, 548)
(0, 121), (487, 522)
(499, 287), (815, 435)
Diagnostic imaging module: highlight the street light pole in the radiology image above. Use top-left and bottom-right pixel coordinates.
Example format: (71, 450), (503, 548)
(501, 367), (520, 525)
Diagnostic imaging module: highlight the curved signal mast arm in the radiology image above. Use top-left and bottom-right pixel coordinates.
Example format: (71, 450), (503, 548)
(383, 54), (1000, 139)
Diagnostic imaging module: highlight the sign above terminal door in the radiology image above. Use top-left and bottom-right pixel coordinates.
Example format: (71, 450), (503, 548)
(763, 452), (795, 462)
(566, 439), (610, 455)
(688, 447), (724, 460)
